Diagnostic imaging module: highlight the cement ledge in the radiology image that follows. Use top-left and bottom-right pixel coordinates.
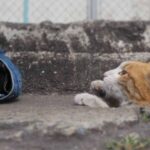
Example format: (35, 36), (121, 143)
(0, 94), (138, 136)
(0, 21), (150, 93)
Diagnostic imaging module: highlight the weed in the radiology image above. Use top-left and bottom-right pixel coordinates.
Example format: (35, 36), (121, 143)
(140, 107), (150, 122)
(106, 133), (150, 150)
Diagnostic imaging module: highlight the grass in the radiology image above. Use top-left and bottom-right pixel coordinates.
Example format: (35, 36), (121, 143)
(140, 108), (150, 122)
(141, 112), (150, 122)
(106, 133), (150, 150)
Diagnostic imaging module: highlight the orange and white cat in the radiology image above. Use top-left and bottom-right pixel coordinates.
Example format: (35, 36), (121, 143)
(74, 61), (150, 108)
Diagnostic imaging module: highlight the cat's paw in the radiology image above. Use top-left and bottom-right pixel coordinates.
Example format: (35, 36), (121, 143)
(90, 80), (106, 97)
(90, 80), (103, 91)
(74, 93), (109, 108)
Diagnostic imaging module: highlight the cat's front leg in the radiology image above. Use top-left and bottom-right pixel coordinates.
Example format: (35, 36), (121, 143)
(74, 93), (109, 108)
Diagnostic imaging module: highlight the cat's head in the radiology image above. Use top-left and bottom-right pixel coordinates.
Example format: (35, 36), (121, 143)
(103, 61), (150, 106)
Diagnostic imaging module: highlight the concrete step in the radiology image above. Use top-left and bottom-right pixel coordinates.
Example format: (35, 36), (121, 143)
(0, 94), (143, 150)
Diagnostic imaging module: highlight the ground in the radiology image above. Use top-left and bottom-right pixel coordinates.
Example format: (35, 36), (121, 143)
(0, 93), (149, 150)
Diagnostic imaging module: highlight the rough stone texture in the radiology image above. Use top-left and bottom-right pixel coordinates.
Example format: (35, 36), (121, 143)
(0, 94), (138, 135)
(0, 94), (149, 150)
(0, 21), (150, 150)
(0, 21), (150, 93)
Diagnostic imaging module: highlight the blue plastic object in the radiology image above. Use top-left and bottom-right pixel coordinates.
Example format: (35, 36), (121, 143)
(0, 51), (22, 101)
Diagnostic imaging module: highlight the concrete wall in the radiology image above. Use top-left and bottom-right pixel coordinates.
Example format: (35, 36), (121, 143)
(0, 21), (150, 93)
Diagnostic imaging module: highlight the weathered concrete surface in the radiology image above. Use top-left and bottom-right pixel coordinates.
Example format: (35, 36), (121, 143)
(0, 21), (149, 150)
(0, 21), (150, 93)
(0, 94), (138, 132)
(0, 94), (144, 150)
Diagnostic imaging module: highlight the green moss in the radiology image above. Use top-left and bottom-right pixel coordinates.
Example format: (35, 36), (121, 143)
(106, 133), (150, 150)
(139, 107), (150, 122)
(140, 112), (150, 122)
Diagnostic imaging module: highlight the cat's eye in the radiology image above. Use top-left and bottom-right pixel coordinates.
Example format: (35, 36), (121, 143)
(119, 70), (127, 75)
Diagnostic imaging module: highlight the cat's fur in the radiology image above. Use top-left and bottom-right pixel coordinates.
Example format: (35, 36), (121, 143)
(74, 61), (150, 108)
